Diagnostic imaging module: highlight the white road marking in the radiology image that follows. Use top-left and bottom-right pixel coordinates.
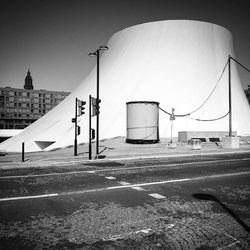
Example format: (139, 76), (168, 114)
(135, 228), (151, 234)
(218, 241), (240, 250)
(103, 228), (152, 241)
(131, 186), (146, 191)
(107, 171), (250, 190)
(148, 193), (166, 199)
(105, 176), (116, 180)
(1, 158), (250, 179)
(118, 181), (131, 185)
(0, 193), (58, 202)
(207, 225), (240, 250)
(1, 171), (249, 202)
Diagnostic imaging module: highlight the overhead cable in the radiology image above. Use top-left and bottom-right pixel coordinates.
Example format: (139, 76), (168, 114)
(158, 58), (229, 117)
(230, 56), (250, 73)
(188, 111), (229, 122)
(187, 58), (229, 116)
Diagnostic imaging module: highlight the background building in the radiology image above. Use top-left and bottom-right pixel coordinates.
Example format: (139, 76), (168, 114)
(0, 70), (70, 129)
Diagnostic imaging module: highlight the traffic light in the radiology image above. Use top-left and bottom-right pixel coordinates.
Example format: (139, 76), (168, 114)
(91, 98), (101, 116)
(96, 99), (101, 114)
(77, 125), (81, 135)
(77, 100), (86, 116)
(91, 128), (95, 140)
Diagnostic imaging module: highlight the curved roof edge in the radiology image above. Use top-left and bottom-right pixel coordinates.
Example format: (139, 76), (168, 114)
(110, 19), (232, 40)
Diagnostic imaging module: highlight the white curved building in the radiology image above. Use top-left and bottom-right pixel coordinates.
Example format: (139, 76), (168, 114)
(1, 20), (250, 152)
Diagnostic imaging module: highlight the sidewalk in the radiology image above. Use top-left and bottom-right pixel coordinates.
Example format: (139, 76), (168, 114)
(1, 137), (250, 169)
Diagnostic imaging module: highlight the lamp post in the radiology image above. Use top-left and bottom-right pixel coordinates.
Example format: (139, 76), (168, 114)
(228, 55), (232, 137)
(89, 46), (108, 158)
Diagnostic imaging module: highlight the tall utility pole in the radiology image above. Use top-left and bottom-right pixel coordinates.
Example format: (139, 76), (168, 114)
(228, 55), (232, 137)
(89, 46), (108, 158)
(89, 95), (92, 160)
(96, 49), (100, 157)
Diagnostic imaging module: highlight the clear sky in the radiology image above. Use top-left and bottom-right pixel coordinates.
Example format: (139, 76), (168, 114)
(0, 0), (249, 92)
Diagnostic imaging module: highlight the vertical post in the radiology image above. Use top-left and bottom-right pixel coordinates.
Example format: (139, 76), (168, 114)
(89, 95), (92, 160)
(170, 120), (173, 143)
(96, 50), (100, 158)
(228, 55), (232, 137)
(74, 97), (78, 156)
(22, 140), (25, 162)
(170, 108), (175, 144)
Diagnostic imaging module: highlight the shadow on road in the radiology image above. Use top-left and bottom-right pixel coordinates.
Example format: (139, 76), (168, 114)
(193, 193), (250, 233)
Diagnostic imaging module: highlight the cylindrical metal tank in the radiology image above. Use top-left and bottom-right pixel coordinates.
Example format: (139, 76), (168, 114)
(126, 101), (159, 143)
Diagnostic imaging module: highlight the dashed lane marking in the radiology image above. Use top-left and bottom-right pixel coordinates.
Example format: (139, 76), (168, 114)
(148, 193), (166, 199)
(1, 171), (249, 202)
(105, 176), (116, 180)
(118, 181), (131, 185)
(106, 171), (250, 190)
(131, 186), (146, 191)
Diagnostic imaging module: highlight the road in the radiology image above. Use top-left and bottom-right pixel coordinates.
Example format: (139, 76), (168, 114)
(0, 153), (250, 249)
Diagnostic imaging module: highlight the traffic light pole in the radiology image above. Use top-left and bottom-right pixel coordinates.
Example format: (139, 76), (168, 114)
(89, 95), (92, 160)
(74, 97), (78, 156)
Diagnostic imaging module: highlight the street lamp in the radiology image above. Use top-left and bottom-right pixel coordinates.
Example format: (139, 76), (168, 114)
(89, 45), (108, 158)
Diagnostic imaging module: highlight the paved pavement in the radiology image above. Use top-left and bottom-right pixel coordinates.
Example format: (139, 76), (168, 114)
(1, 137), (250, 169)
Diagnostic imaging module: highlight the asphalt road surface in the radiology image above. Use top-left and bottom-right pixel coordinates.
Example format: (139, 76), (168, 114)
(0, 153), (250, 249)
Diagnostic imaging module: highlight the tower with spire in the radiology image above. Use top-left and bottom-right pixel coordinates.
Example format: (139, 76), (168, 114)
(24, 69), (34, 90)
